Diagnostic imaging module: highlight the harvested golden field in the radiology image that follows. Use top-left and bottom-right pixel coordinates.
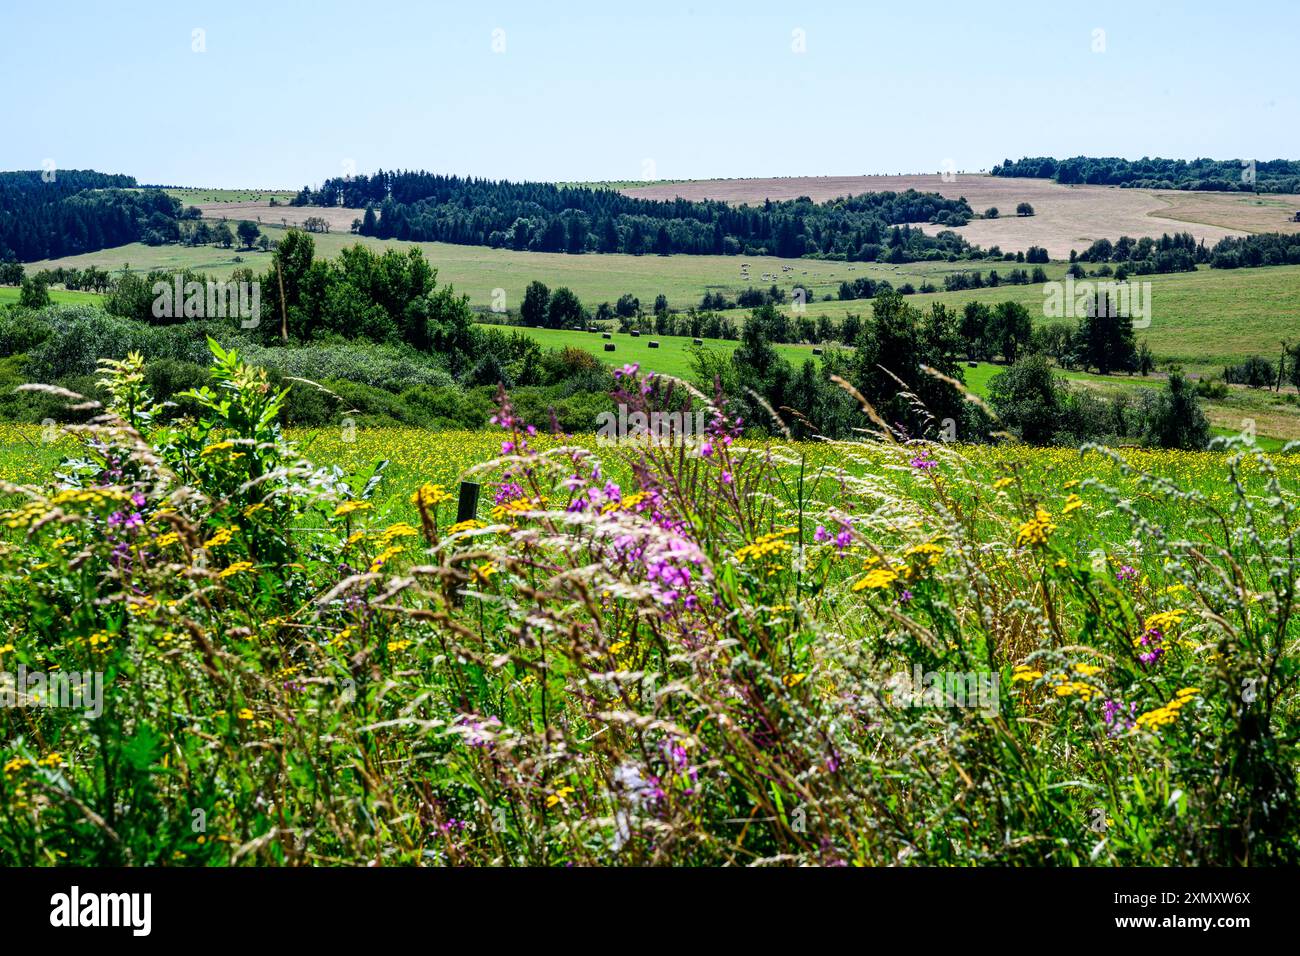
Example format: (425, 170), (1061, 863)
(195, 176), (1300, 261)
(1151, 189), (1300, 234)
(622, 174), (1300, 259)
(195, 200), (362, 235)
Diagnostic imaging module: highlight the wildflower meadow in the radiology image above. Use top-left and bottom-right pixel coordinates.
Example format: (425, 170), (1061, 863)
(0, 341), (1295, 866)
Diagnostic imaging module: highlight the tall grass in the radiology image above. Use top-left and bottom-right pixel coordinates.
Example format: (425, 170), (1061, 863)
(0, 343), (1296, 865)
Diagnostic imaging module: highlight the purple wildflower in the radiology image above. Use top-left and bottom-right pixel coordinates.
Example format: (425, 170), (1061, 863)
(1101, 698), (1138, 735)
(1138, 628), (1164, 665)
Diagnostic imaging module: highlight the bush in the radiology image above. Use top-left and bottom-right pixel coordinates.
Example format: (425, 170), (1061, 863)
(987, 355), (1067, 444)
(397, 385), (495, 430)
(0, 309), (54, 355)
(1225, 356), (1276, 388)
(1139, 372), (1211, 450)
(144, 359), (209, 417)
(234, 339), (454, 393)
(1195, 377), (1230, 400)
(21, 306), (218, 381)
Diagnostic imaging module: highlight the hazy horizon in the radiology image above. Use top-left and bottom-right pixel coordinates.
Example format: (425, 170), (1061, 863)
(7, 158), (1300, 192)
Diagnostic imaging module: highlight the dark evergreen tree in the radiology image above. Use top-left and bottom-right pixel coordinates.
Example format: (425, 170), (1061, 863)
(1079, 292), (1137, 374)
(521, 280), (550, 328)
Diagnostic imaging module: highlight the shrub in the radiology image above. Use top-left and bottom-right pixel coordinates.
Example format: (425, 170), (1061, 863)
(22, 306), (218, 381)
(987, 354), (1068, 444)
(1225, 356), (1276, 388)
(1138, 372), (1211, 450)
(234, 339), (455, 392)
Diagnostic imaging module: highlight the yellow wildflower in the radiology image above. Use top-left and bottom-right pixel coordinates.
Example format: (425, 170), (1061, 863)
(1054, 680), (1096, 702)
(601, 491), (648, 514)
(735, 527), (799, 566)
(545, 786), (576, 808)
(1011, 664), (1043, 683)
(201, 441), (236, 458)
(379, 523), (420, 545)
(203, 527), (237, 549)
(903, 541), (945, 567)
(368, 546), (403, 573)
(412, 483), (454, 508)
(446, 519), (485, 535)
(853, 566), (899, 591)
(3, 756), (31, 775)
(1016, 508), (1056, 548)
(1135, 688), (1200, 733)
(1144, 609), (1188, 633)
(491, 496), (545, 520)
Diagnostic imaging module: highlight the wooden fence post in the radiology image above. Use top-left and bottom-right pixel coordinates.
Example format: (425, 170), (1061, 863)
(452, 481), (481, 607)
(457, 481), (481, 525)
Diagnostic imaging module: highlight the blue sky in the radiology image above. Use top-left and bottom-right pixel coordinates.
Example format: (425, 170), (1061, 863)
(2, 0), (1296, 188)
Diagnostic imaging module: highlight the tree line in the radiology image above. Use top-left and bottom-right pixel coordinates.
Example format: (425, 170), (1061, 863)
(0, 170), (188, 261)
(291, 169), (980, 262)
(1074, 230), (1300, 272)
(992, 156), (1300, 193)
(692, 292), (1205, 449)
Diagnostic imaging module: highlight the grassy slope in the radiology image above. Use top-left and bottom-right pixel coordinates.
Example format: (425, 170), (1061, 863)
(0, 286), (105, 308)
(27, 228), (1008, 303)
(163, 187), (298, 204)
(18, 227), (1300, 440)
(491, 325), (823, 379)
(962, 361), (1299, 447)
(26, 227), (1300, 373)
